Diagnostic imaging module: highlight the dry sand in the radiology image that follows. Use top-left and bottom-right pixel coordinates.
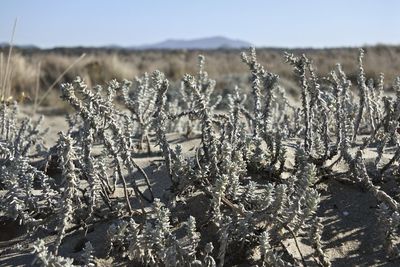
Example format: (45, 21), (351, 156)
(1, 107), (400, 267)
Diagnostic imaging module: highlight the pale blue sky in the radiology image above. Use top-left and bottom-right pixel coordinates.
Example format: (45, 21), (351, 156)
(1, 0), (399, 48)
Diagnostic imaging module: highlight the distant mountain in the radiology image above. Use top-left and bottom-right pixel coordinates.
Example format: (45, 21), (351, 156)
(0, 37), (251, 51)
(136, 36), (252, 50)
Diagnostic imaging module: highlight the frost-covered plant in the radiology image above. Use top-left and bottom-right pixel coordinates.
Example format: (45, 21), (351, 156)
(284, 53), (313, 153)
(152, 70), (174, 179)
(4, 46), (400, 266)
(285, 52), (334, 164)
(0, 101), (54, 226)
(259, 231), (292, 267)
(80, 122), (101, 220)
(377, 203), (400, 258)
(147, 51), (330, 266)
(120, 73), (157, 153)
(0, 101), (47, 170)
(182, 73), (220, 179)
(81, 242), (95, 267)
(0, 157), (38, 224)
(241, 47), (279, 136)
(60, 77), (154, 214)
(218, 140), (245, 199)
(203, 243), (216, 267)
(169, 144), (194, 195)
(329, 64), (355, 162)
(165, 98), (185, 133)
(217, 221), (230, 267)
(212, 174), (229, 222)
(32, 239), (75, 267)
(241, 48), (287, 175)
(107, 199), (204, 266)
(247, 136), (270, 171)
(353, 48), (369, 139)
(309, 217), (331, 267)
(54, 132), (79, 254)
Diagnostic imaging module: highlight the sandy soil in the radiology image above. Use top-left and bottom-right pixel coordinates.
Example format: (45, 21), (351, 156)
(1, 107), (400, 267)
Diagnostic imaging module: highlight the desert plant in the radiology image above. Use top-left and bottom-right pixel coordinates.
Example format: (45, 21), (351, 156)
(1, 46), (400, 266)
(120, 73), (157, 153)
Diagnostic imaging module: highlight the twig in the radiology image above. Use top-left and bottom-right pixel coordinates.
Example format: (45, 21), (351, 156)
(37, 53), (86, 106)
(32, 61), (41, 115)
(283, 224), (308, 267)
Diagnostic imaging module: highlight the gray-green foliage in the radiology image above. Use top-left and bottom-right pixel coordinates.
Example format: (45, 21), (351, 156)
(32, 239), (75, 267)
(2, 47), (400, 266)
(0, 101), (54, 226)
(121, 73), (157, 152)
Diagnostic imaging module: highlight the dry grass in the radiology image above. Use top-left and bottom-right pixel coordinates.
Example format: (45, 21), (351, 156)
(1, 44), (400, 109)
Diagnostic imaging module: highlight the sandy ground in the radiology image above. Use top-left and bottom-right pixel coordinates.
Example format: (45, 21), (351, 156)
(1, 107), (400, 266)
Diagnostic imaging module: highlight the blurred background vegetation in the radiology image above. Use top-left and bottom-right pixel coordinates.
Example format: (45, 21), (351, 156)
(1, 44), (400, 110)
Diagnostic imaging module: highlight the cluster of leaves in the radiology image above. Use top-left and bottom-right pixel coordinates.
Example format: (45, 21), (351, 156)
(1, 47), (400, 266)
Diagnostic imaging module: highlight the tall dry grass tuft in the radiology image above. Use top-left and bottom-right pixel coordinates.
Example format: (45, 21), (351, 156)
(0, 19), (17, 102)
(6, 53), (37, 95)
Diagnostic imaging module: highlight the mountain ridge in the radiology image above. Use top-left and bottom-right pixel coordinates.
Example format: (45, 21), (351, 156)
(0, 36), (251, 50)
(134, 36), (252, 50)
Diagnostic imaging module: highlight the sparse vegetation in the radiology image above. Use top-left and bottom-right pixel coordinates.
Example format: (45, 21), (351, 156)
(2, 46), (400, 266)
(3, 45), (400, 109)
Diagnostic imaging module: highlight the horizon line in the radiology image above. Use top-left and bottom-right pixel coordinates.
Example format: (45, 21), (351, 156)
(2, 42), (400, 51)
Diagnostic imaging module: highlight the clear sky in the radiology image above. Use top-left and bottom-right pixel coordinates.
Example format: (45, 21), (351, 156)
(1, 0), (399, 48)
